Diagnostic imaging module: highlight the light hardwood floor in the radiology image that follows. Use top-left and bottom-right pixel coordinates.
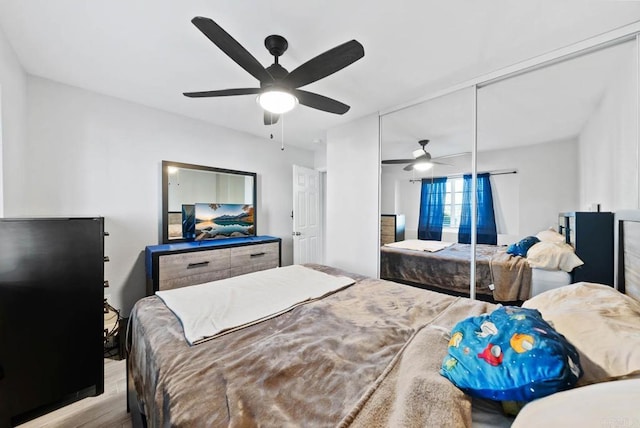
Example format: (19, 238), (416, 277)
(16, 358), (131, 428)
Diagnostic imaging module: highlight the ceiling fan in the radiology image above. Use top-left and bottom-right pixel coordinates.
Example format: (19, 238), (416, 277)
(183, 17), (365, 125)
(382, 140), (451, 171)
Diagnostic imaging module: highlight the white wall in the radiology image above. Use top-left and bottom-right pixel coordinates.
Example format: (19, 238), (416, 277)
(579, 43), (639, 211)
(4, 76), (313, 315)
(477, 139), (579, 241)
(326, 114), (379, 278)
(0, 24), (27, 216)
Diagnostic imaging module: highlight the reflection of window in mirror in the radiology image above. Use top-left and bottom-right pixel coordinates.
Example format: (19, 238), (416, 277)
(443, 178), (463, 229)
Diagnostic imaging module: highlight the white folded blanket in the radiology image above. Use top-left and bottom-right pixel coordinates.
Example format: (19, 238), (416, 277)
(384, 239), (455, 252)
(156, 265), (355, 345)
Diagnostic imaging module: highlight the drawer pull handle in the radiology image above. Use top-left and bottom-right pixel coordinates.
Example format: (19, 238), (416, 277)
(187, 261), (210, 269)
(250, 252), (266, 258)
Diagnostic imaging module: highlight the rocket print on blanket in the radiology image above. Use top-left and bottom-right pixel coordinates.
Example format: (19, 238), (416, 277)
(440, 306), (582, 402)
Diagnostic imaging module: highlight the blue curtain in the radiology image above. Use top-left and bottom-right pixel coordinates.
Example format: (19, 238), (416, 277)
(458, 173), (497, 245)
(418, 177), (447, 240)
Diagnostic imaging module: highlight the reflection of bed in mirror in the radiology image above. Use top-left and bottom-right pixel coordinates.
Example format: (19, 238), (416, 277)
(380, 240), (571, 302)
(127, 211), (640, 426)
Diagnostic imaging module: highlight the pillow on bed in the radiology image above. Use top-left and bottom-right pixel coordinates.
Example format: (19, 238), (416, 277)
(511, 377), (640, 428)
(535, 228), (566, 244)
(525, 241), (583, 272)
(507, 236), (540, 257)
(440, 306), (582, 403)
(523, 282), (640, 386)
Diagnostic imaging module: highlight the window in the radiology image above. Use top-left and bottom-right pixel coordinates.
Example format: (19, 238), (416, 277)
(443, 177), (463, 228)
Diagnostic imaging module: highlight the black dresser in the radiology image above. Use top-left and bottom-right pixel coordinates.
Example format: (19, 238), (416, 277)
(559, 211), (614, 286)
(0, 218), (106, 426)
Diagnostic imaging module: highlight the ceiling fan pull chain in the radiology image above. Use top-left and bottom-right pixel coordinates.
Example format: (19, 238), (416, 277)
(281, 114), (285, 151)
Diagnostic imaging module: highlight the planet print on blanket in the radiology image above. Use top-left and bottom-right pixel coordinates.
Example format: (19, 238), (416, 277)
(440, 306), (582, 402)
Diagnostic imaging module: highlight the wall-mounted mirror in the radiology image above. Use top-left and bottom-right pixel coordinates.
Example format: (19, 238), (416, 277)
(162, 161), (257, 244)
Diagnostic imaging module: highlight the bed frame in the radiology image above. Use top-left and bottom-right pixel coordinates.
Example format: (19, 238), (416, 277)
(614, 210), (640, 300)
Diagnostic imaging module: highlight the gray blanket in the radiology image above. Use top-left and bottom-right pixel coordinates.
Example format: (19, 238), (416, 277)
(380, 243), (532, 301)
(129, 264), (495, 427)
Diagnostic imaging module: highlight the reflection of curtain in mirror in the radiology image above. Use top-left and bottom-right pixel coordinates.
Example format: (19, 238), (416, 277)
(459, 173), (497, 245)
(418, 177), (447, 240)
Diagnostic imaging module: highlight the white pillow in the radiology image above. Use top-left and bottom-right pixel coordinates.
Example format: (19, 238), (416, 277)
(523, 282), (640, 386)
(512, 378), (640, 428)
(526, 241), (583, 272)
(535, 228), (566, 244)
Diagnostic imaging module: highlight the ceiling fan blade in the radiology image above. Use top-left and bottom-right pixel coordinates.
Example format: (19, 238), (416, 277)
(264, 112), (280, 125)
(294, 89), (350, 114)
(403, 164), (415, 172)
(282, 40), (364, 88)
(191, 17), (273, 84)
(382, 159), (414, 164)
(183, 88), (261, 98)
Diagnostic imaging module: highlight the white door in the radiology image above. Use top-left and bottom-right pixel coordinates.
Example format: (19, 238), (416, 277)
(293, 165), (321, 264)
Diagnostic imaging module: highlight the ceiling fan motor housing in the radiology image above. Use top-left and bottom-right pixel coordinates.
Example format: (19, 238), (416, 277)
(264, 63), (288, 84)
(265, 35), (288, 58)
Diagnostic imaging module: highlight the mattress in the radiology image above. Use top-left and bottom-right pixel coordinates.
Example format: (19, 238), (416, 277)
(530, 268), (571, 296)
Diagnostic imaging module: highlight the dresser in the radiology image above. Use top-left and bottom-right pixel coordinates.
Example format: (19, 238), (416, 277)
(0, 217), (106, 426)
(145, 236), (282, 294)
(381, 214), (405, 245)
(558, 211), (614, 286)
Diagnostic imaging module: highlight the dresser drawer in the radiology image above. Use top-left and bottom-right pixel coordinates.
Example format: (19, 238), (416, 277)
(381, 224), (395, 235)
(158, 248), (230, 282)
(146, 236), (282, 294)
(381, 233), (396, 245)
(229, 242), (279, 269)
(381, 216), (394, 227)
(159, 270), (230, 291)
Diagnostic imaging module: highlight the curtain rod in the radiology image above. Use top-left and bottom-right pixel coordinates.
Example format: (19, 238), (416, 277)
(409, 169), (517, 183)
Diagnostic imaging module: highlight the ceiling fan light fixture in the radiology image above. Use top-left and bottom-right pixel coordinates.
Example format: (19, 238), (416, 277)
(413, 162), (433, 172)
(257, 89), (298, 114)
(412, 148), (425, 158)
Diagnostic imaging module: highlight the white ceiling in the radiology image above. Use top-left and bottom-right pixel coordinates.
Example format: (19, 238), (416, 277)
(380, 39), (636, 161)
(1, 1), (640, 151)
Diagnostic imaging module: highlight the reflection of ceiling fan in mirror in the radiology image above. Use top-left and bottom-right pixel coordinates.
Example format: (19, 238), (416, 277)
(382, 139), (451, 171)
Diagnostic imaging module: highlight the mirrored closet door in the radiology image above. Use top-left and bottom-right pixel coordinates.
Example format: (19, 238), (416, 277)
(379, 88), (477, 296)
(379, 34), (639, 299)
(380, 87), (475, 242)
(475, 38), (638, 292)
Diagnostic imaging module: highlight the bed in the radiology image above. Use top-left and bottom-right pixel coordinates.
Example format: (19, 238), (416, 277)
(380, 235), (575, 302)
(127, 211), (640, 427)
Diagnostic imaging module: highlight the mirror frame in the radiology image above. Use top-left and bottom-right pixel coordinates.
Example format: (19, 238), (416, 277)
(161, 160), (258, 244)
